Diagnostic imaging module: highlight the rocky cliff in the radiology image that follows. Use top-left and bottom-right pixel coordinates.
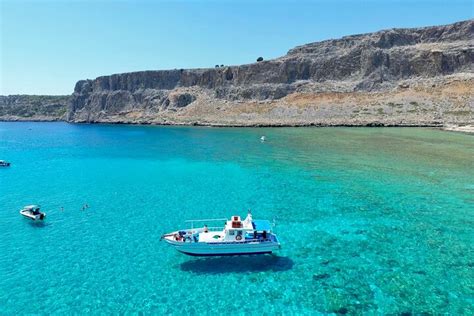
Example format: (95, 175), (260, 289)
(0, 95), (70, 121)
(4, 20), (474, 126)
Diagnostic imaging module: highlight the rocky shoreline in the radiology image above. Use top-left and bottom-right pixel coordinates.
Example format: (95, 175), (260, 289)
(1, 20), (472, 130)
(442, 124), (474, 134)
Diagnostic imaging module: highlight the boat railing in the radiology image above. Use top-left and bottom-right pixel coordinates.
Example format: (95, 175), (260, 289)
(207, 226), (223, 232)
(193, 226), (223, 232)
(185, 218), (227, 223)
(185, 218), (228, 229)
(204, 238), (275, 244)
(181, 226), (223, 233)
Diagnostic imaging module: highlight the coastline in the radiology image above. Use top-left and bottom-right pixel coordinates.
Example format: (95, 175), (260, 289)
(2, 119), (473, 134)
(3, 3), (474, 314)
(442, 124), (474, 134)
(2, 21), (472, 134)
(0, 117), (63, 122)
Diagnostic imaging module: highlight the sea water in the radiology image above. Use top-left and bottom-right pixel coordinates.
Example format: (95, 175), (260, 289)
(0, 122), (472, 314)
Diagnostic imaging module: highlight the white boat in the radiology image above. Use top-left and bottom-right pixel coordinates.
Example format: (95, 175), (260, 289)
(20, 205), (46, 221)
(161, 212), (280, 256)
(0, 160), (10, 167)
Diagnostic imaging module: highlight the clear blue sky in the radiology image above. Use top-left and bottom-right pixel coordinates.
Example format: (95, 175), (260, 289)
(1, 0), (472, 95)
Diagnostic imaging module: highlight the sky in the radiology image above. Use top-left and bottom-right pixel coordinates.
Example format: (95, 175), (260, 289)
(0, 0), (472, 95)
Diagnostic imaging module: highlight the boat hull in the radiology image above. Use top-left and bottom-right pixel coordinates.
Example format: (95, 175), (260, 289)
(178, 250), (272, 257)
(20, 211), (45, 221)
(164, 239), (280, 256)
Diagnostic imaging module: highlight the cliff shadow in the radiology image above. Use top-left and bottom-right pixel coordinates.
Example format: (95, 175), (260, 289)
(179, 254), (294, 274)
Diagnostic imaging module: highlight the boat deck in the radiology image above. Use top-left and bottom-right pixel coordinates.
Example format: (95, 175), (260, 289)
(198, 231), (224, 242)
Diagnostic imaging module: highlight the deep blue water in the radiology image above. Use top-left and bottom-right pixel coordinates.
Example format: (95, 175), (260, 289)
(0, 122), (473, 314)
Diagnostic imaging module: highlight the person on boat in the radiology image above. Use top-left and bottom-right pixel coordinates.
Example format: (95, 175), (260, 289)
(203, 225), (209, 233)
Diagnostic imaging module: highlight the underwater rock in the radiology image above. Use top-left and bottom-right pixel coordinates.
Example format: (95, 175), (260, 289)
(335, 307), (349, 315)
(313, 273), (331, 280)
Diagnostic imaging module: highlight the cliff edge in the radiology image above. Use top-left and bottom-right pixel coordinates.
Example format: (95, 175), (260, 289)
(3, 20), (473, 127)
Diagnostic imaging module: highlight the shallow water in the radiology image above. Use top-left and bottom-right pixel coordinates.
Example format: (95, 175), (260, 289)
(0, 122), (473, 314)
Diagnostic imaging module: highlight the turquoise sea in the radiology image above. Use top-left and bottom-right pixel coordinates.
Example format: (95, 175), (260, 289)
(0, 122), (473, 314)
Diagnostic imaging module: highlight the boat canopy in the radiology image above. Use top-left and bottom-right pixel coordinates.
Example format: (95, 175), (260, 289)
(252, 220), (272, 232)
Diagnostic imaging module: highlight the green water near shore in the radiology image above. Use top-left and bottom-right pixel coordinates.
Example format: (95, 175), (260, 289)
(0, 123), (473, 314)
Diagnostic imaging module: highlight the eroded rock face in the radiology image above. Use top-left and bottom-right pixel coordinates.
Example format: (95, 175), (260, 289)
(167, 92), (196, 108)
(67, 19), (473, 125)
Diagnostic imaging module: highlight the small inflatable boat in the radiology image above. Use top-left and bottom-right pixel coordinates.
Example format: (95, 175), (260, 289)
(20, 205), (46, 221)
(0, 160), (11, 167)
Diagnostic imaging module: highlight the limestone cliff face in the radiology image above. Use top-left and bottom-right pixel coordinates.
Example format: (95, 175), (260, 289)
(62, 20), (474, 125)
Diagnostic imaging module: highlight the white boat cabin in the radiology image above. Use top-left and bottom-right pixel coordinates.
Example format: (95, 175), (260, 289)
(187, 213), (273, 243)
